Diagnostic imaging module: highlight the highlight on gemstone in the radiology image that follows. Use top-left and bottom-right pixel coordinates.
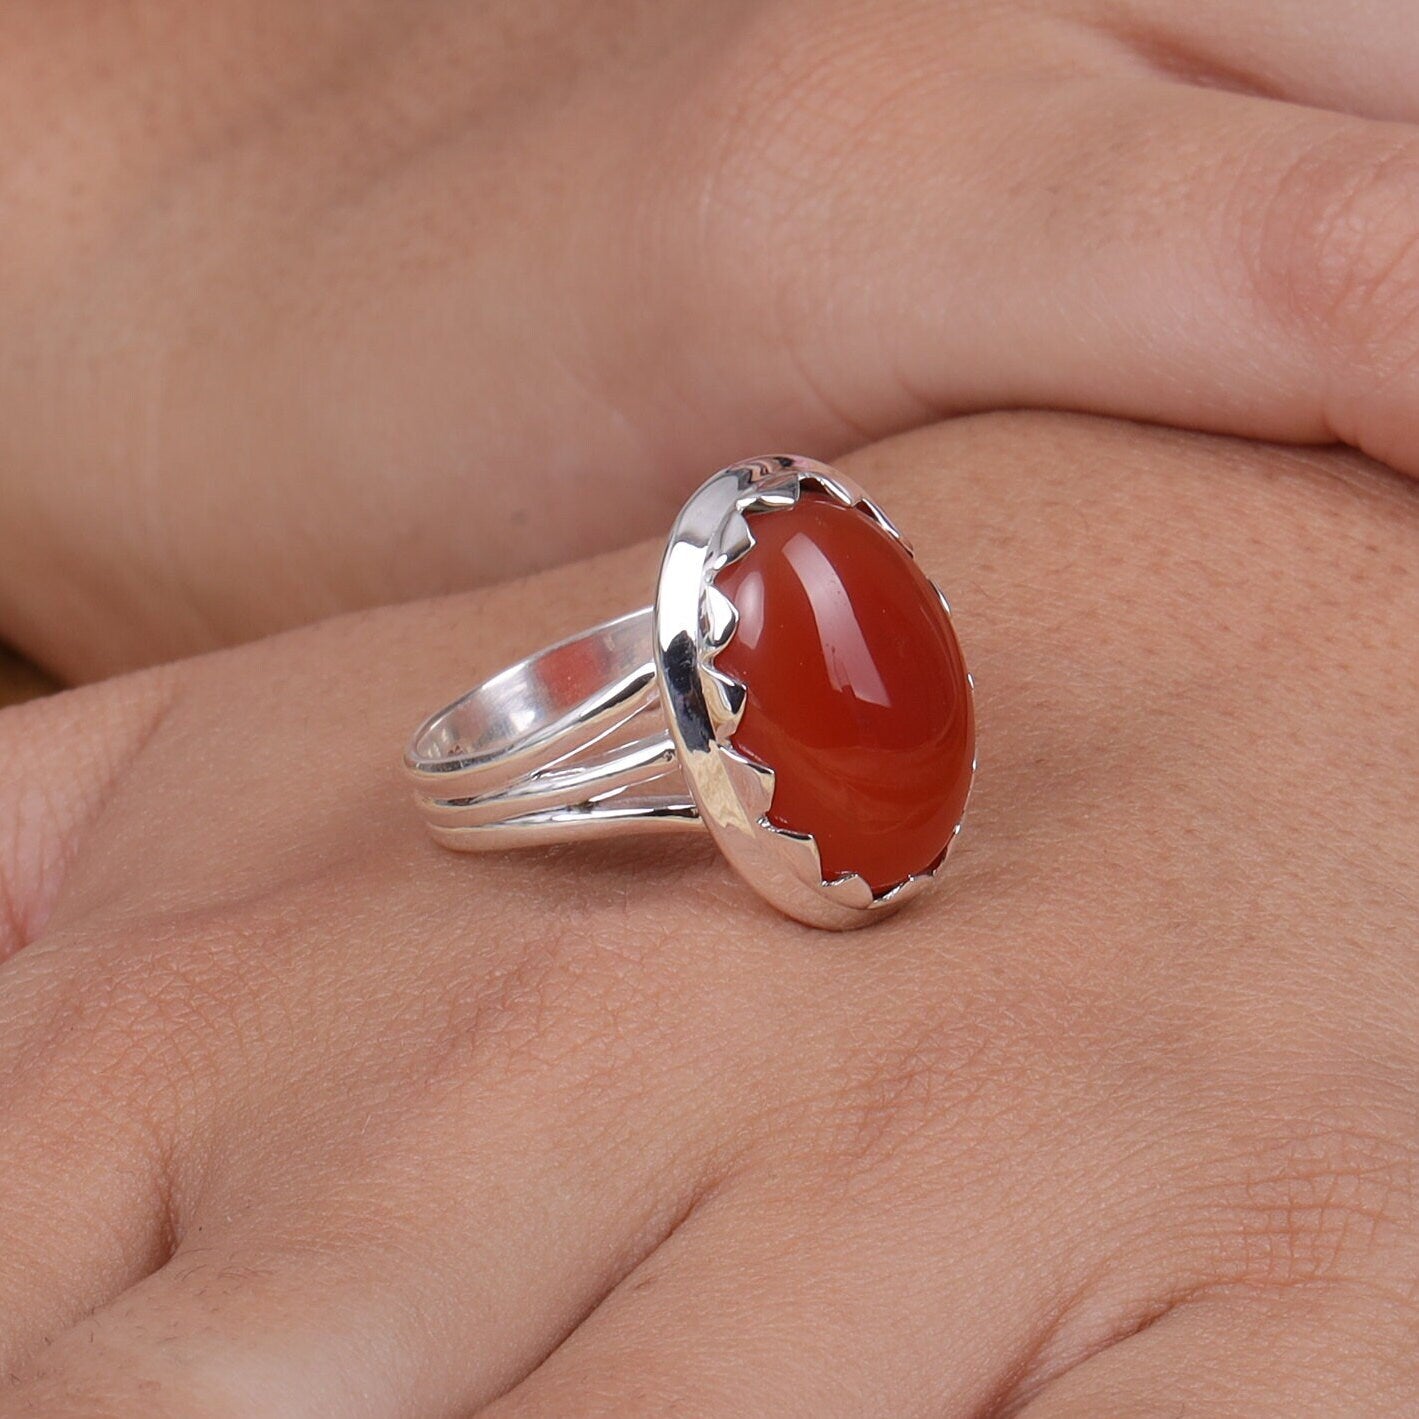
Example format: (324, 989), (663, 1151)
(711, 489), (974, 896)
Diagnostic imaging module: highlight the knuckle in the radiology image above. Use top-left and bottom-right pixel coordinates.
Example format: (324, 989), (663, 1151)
(6, 912), (276, 1122)
(647, 0), (995, 437)
(1248, 130), (1419, 380)
(420, 915), (674, 1103)
(0, 945), (188, 1194)
(824, 1020), (954, 1171)
(677, 1), (928, 239)
(1198, 1109), (1417, 1294)
(0, 671), (173, 961)
(806, 992), (1034, 1182)
(17, 937), (175, 1085)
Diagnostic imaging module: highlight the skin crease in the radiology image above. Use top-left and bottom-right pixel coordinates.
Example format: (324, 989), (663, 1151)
(0, 413), (1414, 1416)
(8, 1), (1419, 679)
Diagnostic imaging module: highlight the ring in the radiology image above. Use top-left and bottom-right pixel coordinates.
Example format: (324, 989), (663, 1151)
(405, 456), (975, 929)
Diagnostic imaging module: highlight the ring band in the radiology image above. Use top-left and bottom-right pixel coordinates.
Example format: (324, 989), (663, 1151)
(406, 456), (975, 929)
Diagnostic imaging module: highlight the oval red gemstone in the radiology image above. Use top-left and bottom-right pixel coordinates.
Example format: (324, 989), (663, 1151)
(712, 491), (974, 895)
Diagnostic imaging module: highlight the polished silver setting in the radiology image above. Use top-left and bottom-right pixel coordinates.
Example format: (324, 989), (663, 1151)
(406, 455), (974, 929)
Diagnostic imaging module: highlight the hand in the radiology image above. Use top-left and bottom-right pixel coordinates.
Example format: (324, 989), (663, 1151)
(5, 1), (1419, 678)
(0, 413), (1415, 1415)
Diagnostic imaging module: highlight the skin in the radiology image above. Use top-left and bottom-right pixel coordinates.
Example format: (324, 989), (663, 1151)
(0, 413), (1414, 1415)
(6, 0), (1419, 679)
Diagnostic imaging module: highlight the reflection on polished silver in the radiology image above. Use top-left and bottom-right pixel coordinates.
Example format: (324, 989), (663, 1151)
(406, 456), (973, 929)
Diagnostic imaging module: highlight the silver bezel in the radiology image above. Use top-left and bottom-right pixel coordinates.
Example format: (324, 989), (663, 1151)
(653, 455), (975, 930)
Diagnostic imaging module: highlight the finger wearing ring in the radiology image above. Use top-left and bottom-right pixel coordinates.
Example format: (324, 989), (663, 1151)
(405, 456), (975, 929)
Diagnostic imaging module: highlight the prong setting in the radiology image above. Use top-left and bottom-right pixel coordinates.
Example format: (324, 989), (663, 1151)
(701, 584), (740, 651)
(700, 664), (747, 729)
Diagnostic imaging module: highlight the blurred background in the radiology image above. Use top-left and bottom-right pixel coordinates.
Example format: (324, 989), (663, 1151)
(0, 649), (54, 708)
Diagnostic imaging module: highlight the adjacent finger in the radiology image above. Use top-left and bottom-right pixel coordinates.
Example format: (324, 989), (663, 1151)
(683, 62), (1419, 485)
(477, 1174), (1068, 1419)
(1012, 1286), (1416, 1417)
(0, 1171), (699, 1417)
(0, 986), (729, 1416)
(1101, 0), (1419, 124)
(0, 944), (176, 1375)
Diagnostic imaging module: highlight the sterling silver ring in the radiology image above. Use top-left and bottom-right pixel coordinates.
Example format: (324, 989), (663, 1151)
(405, 456), (975, 930)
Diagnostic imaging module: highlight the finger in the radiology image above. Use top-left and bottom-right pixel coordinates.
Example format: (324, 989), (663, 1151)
(0, 974), (728, 1415)
(0, 1163), (709, 1417)
(0, 627), (719, 1407)
(0, 945), (175, 1375)
(477, 1174), (1068, 1419)
(687, 59), (1419, 487)
(1011, 1286), (1415, 1417)
(0, 669), (183, 1368)
(0, 667), (172, 960)
(1102, 0), (1419, 124)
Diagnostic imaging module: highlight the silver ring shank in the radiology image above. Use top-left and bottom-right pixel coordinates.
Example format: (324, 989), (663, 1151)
(405, 608), (700, 848)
